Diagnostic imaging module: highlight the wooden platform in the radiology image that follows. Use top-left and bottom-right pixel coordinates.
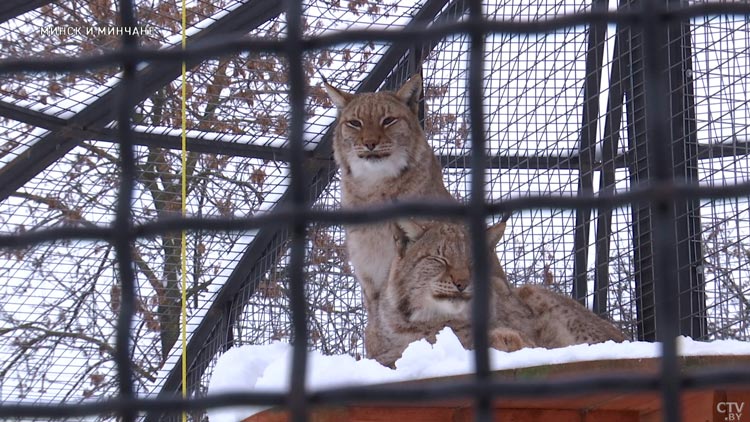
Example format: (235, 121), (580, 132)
(243, 356), (750, 422)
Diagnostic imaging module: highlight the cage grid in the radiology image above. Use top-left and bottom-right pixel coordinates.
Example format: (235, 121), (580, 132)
(1, 0), (750, 421)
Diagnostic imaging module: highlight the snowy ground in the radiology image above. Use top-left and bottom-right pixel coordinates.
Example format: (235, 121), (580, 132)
(206, 328), (750, 422)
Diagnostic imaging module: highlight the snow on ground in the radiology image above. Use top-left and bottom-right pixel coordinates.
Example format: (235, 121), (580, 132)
(207, 328), (750, 422)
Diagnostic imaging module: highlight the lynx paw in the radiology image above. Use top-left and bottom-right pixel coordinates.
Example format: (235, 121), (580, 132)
(489, 327), (533, 352)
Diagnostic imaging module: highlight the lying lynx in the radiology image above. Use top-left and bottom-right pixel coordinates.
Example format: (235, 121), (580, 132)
(516, 284), (627, 347)
(370, 217), (626, 366)
(323, 75), (454, 313)
(369, 218), (534, 367)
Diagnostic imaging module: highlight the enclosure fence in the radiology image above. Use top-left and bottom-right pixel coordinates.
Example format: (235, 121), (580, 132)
(1, 1), (750, 422)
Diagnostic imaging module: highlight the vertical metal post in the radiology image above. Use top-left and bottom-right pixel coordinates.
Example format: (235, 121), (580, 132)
(593, 29), (627, 316)
(665, 12), (706, 339)
(623, 14), (657, 341)
(572, 0), (609, 305)
(625, 0), (705, 341)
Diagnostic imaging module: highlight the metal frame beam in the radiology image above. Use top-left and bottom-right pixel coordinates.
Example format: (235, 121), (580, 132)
(624, 17), (657, 342)
(572, 0), (609, 304)
(665, 11), (706, 340)
(626, 0), (706, 341)
(4, 99), (746, 173)
(0, 101), (291, 161)
(592, 27), (627, 316)
(0, 0), (282, 201)
(0, 0), (53, 24)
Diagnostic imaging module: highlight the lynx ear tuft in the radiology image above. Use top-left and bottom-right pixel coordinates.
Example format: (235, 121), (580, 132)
(322, 80), (354, 109)
(396, 218), (429, 243)
(395, 74), (422, 115)
(486, 220), (508, 248)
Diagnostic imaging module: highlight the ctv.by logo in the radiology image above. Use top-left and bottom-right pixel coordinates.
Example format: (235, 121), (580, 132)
(717, 402), (745, 421)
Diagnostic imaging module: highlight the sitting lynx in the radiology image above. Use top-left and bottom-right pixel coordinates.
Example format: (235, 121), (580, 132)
(369, 218), (534, 367)
(322, 74), (455, 314)
(516, 284), (627, 347)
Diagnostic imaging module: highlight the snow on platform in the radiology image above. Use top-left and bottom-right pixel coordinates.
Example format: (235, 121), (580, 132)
(207, 328), (750, 422)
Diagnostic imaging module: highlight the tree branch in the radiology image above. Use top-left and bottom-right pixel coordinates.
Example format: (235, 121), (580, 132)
(10, 192), (96, 227)
(1, 324), (156, 382)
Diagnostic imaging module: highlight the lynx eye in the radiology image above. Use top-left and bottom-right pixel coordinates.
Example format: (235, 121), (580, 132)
(382, 116), (398, 127)
(346, 119), (362, 129)
(428, 256), (448, 267)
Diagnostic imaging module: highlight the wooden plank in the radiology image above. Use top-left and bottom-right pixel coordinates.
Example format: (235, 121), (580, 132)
(682, 391), (715, 422)
(348, 406), (458, 422)
(245, 406), (459, 422)
(490, 393), (657, 412)
(243, 408), (348, 422)
(245, 390), (750, 422)
(583, 410), (640, 422)
(495, 408), (582, 422)
(244, 356), (750, 422)
(455, 407), (583, 422)
(641, 391), (715, 422)
(582, 392), (662, 414)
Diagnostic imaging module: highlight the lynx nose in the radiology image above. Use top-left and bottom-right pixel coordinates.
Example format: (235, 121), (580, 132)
(453, 279), (468, 292)
(450, 267), (471, 292)
(364, 141), (377, 151)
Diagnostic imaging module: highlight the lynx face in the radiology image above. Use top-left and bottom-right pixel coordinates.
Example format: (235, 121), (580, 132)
(371, 217), (533, 366)
(323, 76), (424, 181)
(412, 225), (473, 301)
(390, 220), (507, 322)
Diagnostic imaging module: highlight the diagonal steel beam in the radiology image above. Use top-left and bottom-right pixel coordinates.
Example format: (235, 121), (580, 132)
(0, 0), (282, 201)
(146, 1), (471, 419)
(0, 100), (290, 161)
(0, 0), (53, 24)
(0, 101), (67, 129)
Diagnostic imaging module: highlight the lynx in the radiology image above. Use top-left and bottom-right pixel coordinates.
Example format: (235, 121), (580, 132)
(370, 217), (626, 366)
(516, 284), (627, 347)
(322, 75), (454, 314)
(369, 218), (535, 367)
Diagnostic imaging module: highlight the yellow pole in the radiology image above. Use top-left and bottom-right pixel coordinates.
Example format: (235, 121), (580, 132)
(180, 1), (188, 421)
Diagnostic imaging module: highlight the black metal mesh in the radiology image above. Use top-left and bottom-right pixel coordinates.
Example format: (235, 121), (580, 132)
(1, 0), (750, 421)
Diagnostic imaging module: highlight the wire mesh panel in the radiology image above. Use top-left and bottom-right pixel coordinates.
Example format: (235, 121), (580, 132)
(692, 12), (750, 339)
(0, 0), (749, 422)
